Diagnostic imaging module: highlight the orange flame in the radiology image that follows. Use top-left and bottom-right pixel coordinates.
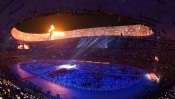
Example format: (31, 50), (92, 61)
(49, 25), (55, 33)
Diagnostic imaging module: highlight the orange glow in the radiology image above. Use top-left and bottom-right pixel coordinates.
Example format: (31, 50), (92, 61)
(51, 31), (65, 40)
(11, 25), (154, 42)
(17, 44), (30, 49)
(49, 25), (55, 33)
(49, 25), (55, 40)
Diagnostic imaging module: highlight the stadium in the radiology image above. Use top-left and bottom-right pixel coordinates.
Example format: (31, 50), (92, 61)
(0, 0), (175, 99)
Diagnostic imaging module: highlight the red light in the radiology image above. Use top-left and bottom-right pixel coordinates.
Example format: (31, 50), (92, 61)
(149, 73), (157, 80)
(155, 56), (159, 62)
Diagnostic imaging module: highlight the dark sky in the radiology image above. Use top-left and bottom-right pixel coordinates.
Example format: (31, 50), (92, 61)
(15, 13), (130, 33)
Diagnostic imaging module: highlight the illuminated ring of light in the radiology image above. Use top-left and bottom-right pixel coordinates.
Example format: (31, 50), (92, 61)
(11, 25), (153, 42)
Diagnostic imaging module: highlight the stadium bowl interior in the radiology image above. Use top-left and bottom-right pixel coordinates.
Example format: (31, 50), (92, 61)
(0, 0), (175, 99)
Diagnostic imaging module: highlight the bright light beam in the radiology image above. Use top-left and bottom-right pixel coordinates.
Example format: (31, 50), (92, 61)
(56, 64), (77, 70)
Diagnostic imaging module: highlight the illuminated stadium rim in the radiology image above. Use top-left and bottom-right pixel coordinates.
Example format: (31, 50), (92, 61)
(11, 25), (153, 42)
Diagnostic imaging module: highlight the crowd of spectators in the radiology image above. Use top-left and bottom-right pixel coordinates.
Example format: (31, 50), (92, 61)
(12, 24), (153, 42)
(158, 86), (175, 99)
(0, 77), (58, 99)
(0, 54), (60, 99)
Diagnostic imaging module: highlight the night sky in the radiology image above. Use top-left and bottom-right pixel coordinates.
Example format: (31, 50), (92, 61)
(15, 13), (131, 33)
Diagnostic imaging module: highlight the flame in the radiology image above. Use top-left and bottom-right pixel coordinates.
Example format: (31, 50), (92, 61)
(48, 25), (65, 40)
(49, 25), (55, 33)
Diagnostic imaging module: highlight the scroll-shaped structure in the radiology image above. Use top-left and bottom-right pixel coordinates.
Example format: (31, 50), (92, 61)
(11, 25), (153, 42)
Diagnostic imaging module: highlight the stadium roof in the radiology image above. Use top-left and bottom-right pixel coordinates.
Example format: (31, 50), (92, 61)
(0, 0), (175, 43)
